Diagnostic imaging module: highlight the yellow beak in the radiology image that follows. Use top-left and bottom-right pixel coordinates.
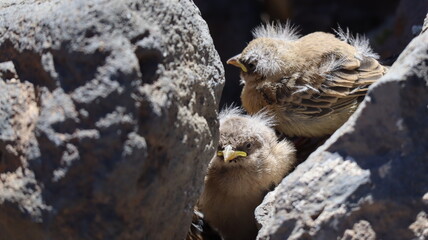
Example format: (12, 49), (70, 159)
(227, 55), (248, 72)
(217, 145), (247, 162)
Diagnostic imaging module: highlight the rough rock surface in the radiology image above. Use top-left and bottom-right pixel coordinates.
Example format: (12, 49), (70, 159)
(0, 0), (224, 240)
(256, 17), (428, 240)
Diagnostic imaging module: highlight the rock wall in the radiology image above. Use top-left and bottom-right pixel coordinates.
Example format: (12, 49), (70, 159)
(256, 16), (428, 240)
(0, 0), (224, 239)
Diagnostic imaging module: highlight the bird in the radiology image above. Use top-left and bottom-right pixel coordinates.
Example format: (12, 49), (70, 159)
(197, 107), (296, 240)
(227, 22), (388, 137)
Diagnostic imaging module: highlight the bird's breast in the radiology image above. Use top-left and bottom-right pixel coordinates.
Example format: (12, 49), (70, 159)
(241, 83), (267, 114)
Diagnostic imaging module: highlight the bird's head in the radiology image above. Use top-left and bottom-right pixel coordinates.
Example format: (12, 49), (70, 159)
(227, 39), (285, 81)
(209, 107), (277, 171)
(227, 22), (300, 83)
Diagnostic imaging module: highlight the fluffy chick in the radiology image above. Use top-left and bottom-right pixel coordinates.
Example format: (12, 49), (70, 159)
(198, 108), (296, 240)
(228, 22), (388, 137)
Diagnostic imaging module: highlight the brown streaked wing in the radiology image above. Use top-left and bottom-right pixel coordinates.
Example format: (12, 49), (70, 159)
(267, 56), (386, 118)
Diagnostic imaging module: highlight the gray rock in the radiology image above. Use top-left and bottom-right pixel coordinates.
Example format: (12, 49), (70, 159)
(256, 20), (428, 240)
(339, 220), (376, 240)
(0, 0), (224, 239)
(409, 212), (428, 240)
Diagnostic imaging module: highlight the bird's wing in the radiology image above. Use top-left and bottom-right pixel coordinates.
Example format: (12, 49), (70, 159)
(334, 57), (387, 97)
(259, 56), (387, 117)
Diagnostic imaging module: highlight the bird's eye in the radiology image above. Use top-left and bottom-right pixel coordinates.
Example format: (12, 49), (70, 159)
(240, 59), (256, 73)
(245, 143), (252, 149)
(247, 63), (256, 72)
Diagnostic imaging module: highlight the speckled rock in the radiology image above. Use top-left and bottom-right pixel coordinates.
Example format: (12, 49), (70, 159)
(0, 0), (224, 239)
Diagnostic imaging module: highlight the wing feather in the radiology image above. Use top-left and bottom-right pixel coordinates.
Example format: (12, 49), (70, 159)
(258, 55), (386, 117)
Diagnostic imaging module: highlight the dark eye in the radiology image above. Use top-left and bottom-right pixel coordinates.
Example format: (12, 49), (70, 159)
(247, 62), (256, 72)
(245, 142), (252, 149)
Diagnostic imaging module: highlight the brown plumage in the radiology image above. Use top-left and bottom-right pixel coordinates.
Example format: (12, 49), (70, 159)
(198, 108), (296, 240)
(228, 23), (388, 137)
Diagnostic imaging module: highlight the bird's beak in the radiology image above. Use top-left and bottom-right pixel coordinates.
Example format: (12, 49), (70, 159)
(217, 145), (247, 162)
(227, 54), (248, 72)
